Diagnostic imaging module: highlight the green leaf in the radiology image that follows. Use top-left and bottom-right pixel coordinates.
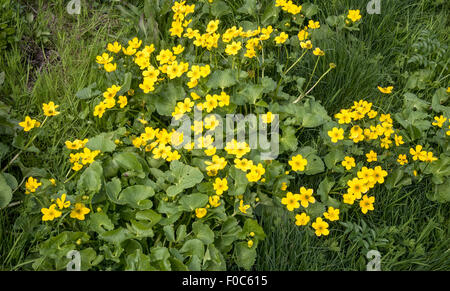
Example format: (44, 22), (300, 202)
(0, 173), (13, 208)
(237, 0), (256, 16)
(209, 0), (232, 17)
(136, 209), (162, 227)
(431, 180), (450, 203)
(301, 99), (330, 128)
(180, 238), (205, 259)
(317, 177), (335, 202)
(86, 133), (116, 153)
(385, 168), (412, 189)
(324, 149), (345, 172)
(118, 185), (155, 209)
(241, 219), (265, 241)
(100, 227), (134, 244)
(280, 126), (298, 152)
(75, 83), (101, 100)
(163, 225), (175, 242)
(105, 178), (123, 204)
(192, 221), (215, 245)
(235, 242), (257, 270)
(152, 84), (185, 116)
(117, 72), (132, 96)
(77, 161), (103, 194)
(206, 69), (237, 90)
(179, 193), (209, 211)
(125, 249), (153, 271)
(235, 84), (264, 105)
(298, 147), (325, 175)
(166, 161), (204, 197)
(302, 3), (319, 18)
(113, 152), (144, 175)
(89, 212), (114, 234)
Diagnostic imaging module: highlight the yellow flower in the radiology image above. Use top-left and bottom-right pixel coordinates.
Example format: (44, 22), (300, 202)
(225, 41), (242, 55)
(397, 154), (408, 165)
(195, 208), (207, 218)
(341, 156), (356, 170)
(104, 62), (117, 72)
(280, 182), (288, 191)
(206, 19), (220, 34)
(234, 158), (254, 172)
(117, 95), (128, 108)
(49, 178), (56, 186)
(128, 37), (142, 49)
(41, 204), (62, 221)
(366, 150), (377, 162)
(394, 134), (404, 146)
(372, 166), (388, 184)
(19, 116), (39, 132)
(107, 41), (122, 53)
(122, 45), (137, 56)
(172, 44), (185, 55)
(300, 40), (313, 49)
(288, 154), (308, 172)
(347, 9), (362, 22)
(432, 115), (447, 128)
(328, 127), (344, 143)
(42, 101), (60, 117)
(274, 32), (289, 44)
(25, 176), (42, 194)
(308, 20), (320, 29)
(281, 192), (301, 211)
(96, 53), (113, 65)
(261, 112), (275, 124)
(209, 195), (221, 208)
(56, 193), (71, 209)
(377, 86), (393, 94)
(295, 213), (310, 226)
(72, 162), (83, 171)
(213, 177), (228, 195)
(247, 240), (254, 248)
(93, 102), (107, 118)
(347, 178), (368, 199)
(312, 217), (329, 237)
(323, 207), (340, 221)
(297, 29), (309, 41)
(70, 203), (90, 220)
(334, 109), (352, 124)
(360, 195), (375, 214)
(410, 145), (427, 161)
(239, 200), (250, 214)
(312, 47), (325, 56)
(424, 152), (438, 163)
(298, 187), (315, 208)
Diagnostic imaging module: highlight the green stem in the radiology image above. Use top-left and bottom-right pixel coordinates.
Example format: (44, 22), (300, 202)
(293, 64), (334, 104)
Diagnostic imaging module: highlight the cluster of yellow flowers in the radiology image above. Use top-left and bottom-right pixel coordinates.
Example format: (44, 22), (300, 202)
(41, 193), (90, 222)
(25, 177), (42, 194)
(19, 102), (59, 132)
(93, 85), (128, 118)
(280, 186), (339, 237)
(68, 147), (101, 172)
(275, 0), (302, 15)
(432, 115), (450, 135)
(132, 126), (182, 162)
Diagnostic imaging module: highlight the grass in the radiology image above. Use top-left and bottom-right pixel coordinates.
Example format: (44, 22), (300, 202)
(1, 0), (449, 270)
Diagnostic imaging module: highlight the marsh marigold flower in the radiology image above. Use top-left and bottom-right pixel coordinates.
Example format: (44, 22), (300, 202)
(42, 102), (60, 117)
(289, 154), (308, 172)
(41, 204), (62, 221)
(70, 203), (90, 220)
(19, 116), (39, 132)
(312, 217), (329, 237)
(281, 192), (300, 211)
(295, 213), (310, 226)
